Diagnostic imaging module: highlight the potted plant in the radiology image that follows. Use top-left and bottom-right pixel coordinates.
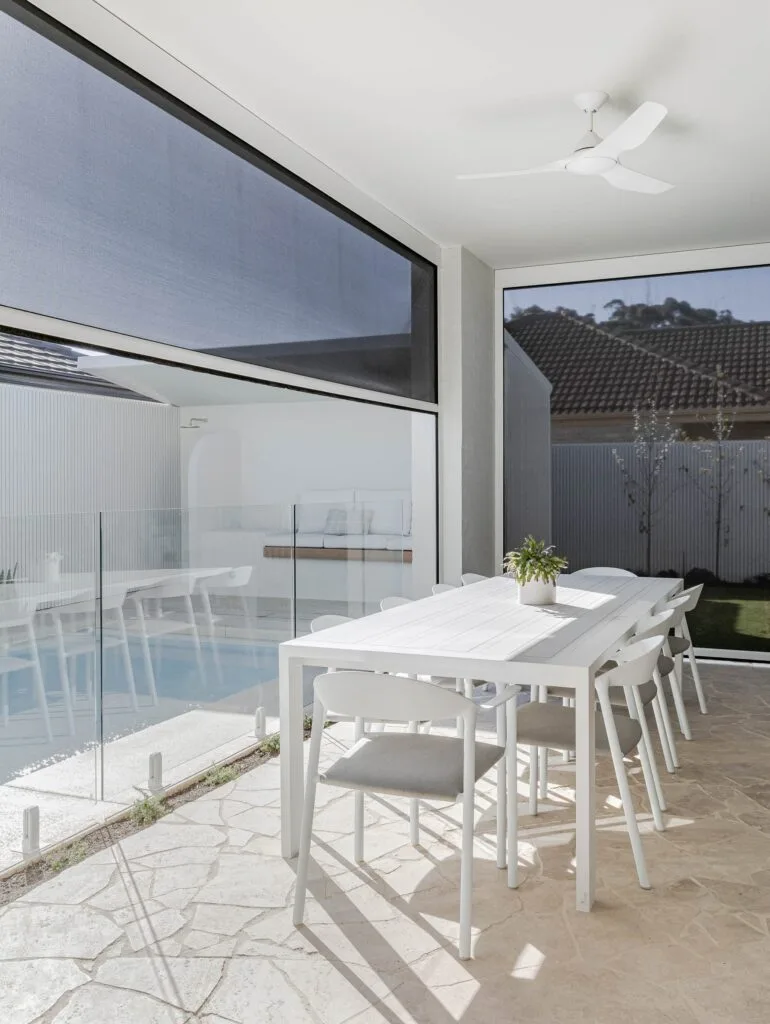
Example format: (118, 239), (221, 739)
(503, 536), (567, 606)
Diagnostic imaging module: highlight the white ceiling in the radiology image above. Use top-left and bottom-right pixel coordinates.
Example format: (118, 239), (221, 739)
(79, 355), (326, 406)
(71, 0), (770, 268)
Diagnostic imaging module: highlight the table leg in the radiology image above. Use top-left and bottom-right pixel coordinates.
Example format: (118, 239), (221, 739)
(280, 649), (305, 858)
(574, 669), (595, 911)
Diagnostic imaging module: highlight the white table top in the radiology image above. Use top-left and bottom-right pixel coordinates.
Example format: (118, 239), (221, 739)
(281, 574), (682, 685)
(2, 568), (234, 609)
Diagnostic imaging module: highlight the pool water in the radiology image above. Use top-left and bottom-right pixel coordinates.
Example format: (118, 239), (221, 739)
(5, 634), (280, 715)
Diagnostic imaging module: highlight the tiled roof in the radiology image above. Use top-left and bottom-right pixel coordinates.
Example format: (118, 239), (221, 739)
(0, 333), (150, 400)
(624, 322), (770, 401)
(506, 312), (770, 417)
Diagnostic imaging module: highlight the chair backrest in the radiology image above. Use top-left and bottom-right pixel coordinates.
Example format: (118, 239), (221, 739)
(461, 573), (488, 586)
(677, 583), (703, 613)
(201, 566), (253, 590)
(571, 567), (636, 578)
(134, 572), (196, 600)
(0, 596), (37, 629)
(315, 670), (473, 725)
(310, 614), (352, 632)
(380, 596), (412, 611)
(664, 592), (692, 626)
(601, 635), (664, 689)
(58, 584), (129, 617)
(628, 608), (676, 643)
(431, 583), (457, 595)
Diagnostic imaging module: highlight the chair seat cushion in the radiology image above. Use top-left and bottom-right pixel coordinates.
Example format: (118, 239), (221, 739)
(668, 635), (690, 656)
(609, 678), (657, 709)
(320, 733), (504, 800)
(517, 702), (642, 756)
(657, 654), (675, 677)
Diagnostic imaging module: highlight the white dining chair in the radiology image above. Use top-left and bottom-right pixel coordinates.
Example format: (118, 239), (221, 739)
(655, 592), (698, 740)
(195, 566), (255, 641)
(517, 635), (665, 890)
(432, 583), (457, 595)
(293, 670), (520, 959)
(0, 596), (52, 741)
(461, 573), (488, 586)
(538, 608), (680, 803)
(125, 573), (204, 699)
(310, 614), (353, 633)
(311, 610), (423, 837)
(664, 584), (707, 715)
(570, 567), (637, 577)
(621, 608), (681, 773)
(380, 595), (412, 611)
(39, 584), (140, 717)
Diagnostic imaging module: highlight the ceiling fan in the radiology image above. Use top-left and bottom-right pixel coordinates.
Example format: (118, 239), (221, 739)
(458, 91), (672, 194)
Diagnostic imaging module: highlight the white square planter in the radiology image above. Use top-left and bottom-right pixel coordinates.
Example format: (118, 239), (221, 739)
(518, 579), (556, 606)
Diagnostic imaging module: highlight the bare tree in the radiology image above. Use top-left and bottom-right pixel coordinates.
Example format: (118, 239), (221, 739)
(681, 370), (745, 581)
(613, 403), (680, 576)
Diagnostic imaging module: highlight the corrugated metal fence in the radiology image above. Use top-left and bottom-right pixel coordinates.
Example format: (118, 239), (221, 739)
(552, 440), (770, 582)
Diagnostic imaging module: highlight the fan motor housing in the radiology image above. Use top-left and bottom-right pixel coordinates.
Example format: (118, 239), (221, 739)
(573, 90), (609, 113)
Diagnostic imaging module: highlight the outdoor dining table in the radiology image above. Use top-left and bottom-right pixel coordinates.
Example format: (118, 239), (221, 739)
(278, 572), (682, 911)
(5, 567), (235, 610)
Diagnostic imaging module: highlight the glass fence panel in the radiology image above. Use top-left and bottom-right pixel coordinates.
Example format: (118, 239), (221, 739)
(0, 511), (100, 872)
(99, 505), (293, 804)
(292, 498), (411, 710)
(293, 498), (411, 630)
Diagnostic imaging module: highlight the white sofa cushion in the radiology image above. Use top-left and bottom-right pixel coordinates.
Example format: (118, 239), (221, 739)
(324, 507), (374, 536)
(323, 534), (391, 550)
(386, 535), (413, 551)
(264, 533), (326, 548)
(356, 489), (411, 535)
(296, 490), (355, 533)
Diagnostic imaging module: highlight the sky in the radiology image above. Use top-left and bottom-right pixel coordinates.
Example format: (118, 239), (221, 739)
(503, 265), (770, 323)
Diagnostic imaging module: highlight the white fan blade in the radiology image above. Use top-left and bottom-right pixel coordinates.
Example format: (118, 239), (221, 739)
(592, 101), (667, 159)
(602, 164), (673, 193)
(456, 159), (566, 181)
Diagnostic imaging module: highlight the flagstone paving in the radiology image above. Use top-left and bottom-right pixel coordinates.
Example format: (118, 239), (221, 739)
(2, 663), (770, 1022)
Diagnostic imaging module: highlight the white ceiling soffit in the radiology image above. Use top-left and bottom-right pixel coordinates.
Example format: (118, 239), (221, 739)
(79, 355), (327, 407)
(34, 0), (770, 269)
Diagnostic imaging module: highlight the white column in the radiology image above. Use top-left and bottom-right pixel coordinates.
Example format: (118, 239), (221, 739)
(574, 668), (596, 911)
(279, 646), (306, 858)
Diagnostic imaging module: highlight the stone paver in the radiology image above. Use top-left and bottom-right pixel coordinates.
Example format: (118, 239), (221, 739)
(94, 957), (224, 1012)
(1, 664), (770, 1022)
(0, 960), (88, 1024)
(0, 904), (122, 960)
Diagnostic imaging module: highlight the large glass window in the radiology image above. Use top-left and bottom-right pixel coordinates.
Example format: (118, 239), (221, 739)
(0, 332), (437, 870)
(0, 3), (436, 402)
(504, 265), (770, 657)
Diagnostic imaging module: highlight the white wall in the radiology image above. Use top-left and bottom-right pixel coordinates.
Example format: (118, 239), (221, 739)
(440, 246), (496, 583)
(0, 383), (180, 574)
(180, 399), (414, 513)
(180, 396), (437, 600)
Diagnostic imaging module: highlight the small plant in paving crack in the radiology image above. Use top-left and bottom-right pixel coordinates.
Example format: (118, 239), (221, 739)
(259, 733), (281, 755)
(130, 794), (167, 828)
(203, 763), (239, 787)
(46, 840), (88, 874)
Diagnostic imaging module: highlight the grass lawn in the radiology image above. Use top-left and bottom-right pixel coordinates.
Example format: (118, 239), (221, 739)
(688, 586), (770, 653)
